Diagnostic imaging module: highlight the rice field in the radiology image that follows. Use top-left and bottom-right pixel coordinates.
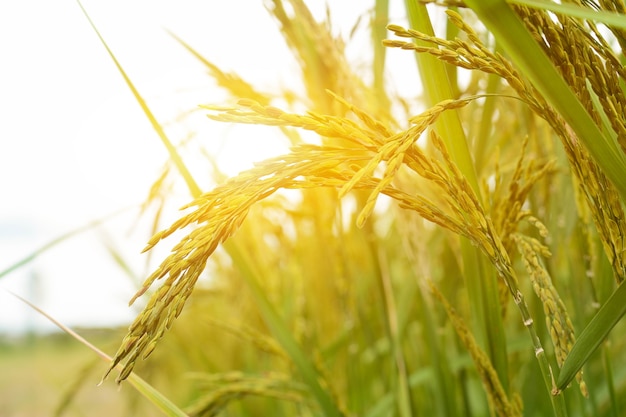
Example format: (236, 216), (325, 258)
(4, 1), (626, 416)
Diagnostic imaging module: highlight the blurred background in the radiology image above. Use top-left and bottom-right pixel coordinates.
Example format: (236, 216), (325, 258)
(0, 0), (298, 335)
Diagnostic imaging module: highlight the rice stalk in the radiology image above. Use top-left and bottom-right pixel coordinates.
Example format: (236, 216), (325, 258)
(514, 232), (588, 397)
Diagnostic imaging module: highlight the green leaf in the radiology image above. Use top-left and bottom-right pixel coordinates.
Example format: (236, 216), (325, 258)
(0, 207), (132, 281)
(76, 0), (201, 199)
(509, 0), (626, 30)
(556, 281), (626, 392)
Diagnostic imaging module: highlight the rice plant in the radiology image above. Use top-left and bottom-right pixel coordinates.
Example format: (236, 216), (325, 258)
(11, 1), (626, 416)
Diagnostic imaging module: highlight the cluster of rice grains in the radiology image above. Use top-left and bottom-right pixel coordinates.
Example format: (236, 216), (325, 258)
(387, 5), (626, 396)
(104, 3), (626, 415)
(514, 3), (626, 284)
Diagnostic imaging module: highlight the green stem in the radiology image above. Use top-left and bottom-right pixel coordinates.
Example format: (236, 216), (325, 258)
(509, 283), (568, 417)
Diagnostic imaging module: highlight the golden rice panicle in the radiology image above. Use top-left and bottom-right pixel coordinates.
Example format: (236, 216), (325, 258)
(429, 281), (523, 417)
(556, 128), (626, 285)
(599, 0), (626, 52)
(341, 97), (475, 227)
(425, 130), (526, 301)
(385, 14), (546, 114)
(383, 26), (494, 74)
(569, 133), (626, 283)
(512, 2), (626, 223)
(428, 130), (487, 235)
(591, 173), (626, 283)
(514, 234), (587, 397)
(204, 98), (383, 149)
(518, 4), (626, 155)
(105, 103), (397, 382)
(385, 185), (468, 238)
(346, 125), (422, 225)
(486, 136), (554, 314)
(448, 2), (626, 286)
(325, 90), (392, 140)
(105, 159), (300, 382)
(565, 134), (626, 284)
(490, 136), (528, 244)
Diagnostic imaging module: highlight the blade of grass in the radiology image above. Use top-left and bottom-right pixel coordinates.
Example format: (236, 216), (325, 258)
(76, 0), (201, 199)
(5, 289), (189, 417)
(402, 2), (477, 178)
(0, 206), (132, 281)
(465, 0), (626, 203)
(556, 280), (626, 392)
(224, 239), (344, 417)
(509, 0), (626, 30)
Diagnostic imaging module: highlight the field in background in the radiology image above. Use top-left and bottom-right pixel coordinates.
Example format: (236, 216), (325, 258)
(0, 329), (128, 417)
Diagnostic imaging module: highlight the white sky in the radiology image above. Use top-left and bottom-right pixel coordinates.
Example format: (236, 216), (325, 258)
(0, 0), (422, 334)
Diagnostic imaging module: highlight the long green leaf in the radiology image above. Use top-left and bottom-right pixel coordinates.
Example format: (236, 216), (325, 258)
(509, 0), (626, 30)
(556, 281), (626, 392)
(76, 0), (201, 199)
(0, 206), (132, 281)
